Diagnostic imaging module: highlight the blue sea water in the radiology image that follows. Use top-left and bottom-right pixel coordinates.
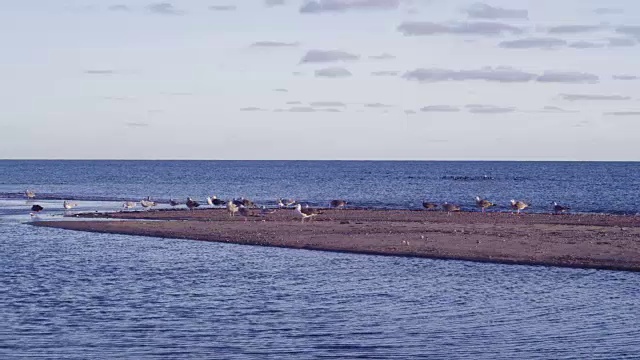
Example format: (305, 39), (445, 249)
(1, 160), (640, 359)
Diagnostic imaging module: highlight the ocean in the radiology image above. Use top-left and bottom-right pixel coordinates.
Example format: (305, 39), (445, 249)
(1, 160), (639, 358)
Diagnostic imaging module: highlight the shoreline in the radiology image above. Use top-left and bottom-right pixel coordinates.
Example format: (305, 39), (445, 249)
(30, 208), (640, 272)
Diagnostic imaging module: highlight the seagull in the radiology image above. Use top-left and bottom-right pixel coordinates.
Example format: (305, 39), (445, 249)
(123, 201), (136, 210)
(296, 203), (321, 223)
(25, 189), (36, 199)
(330, 199), (348, 209)
(227, 200), (239, 217)
(63, 201), (78, 210)
(30, 204), (43, 216)
(552, 202), (569, 215)
(169, 199), (180, 207)
(210, 196), (226, 206)
(510, 200), (529, 214)
(475, 196), (496, 213)
(186, 197), (200, 210)
(422, 201), (439, 210)
(140, 197), (156, 209)
(206, 196), (214, 206)
(442, 202), (461, 216)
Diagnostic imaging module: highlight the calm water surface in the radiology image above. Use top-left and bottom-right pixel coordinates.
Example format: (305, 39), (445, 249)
(1, 161), (639, 358)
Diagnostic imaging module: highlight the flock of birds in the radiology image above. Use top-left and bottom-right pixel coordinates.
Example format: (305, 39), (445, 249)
(23, 189), (571, 221)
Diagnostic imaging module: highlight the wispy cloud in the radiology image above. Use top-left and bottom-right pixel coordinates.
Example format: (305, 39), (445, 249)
(420, 105), (460, 112)
(547, 25), (605, 34)
(274, 88), (288, 92)
(251, 41), (299, 48)
(464, 3), (528, 20)
(561, 94), (631, 101)
(607, 37), (637, 47)
(540, 106), (577, 113)
(398, 21), (523, 36)
(126, 122), (150, 127)
(604, 111), (640, 116)
(301, 49), (359, 63)
(265, 0), (286, 6)
(285, 106), (317, 112)
(615, 26), (640, 38)
(108, 4), (130, 11)
(310, 101), (347, 107)
(147, 2), (183, 15)
(209, 5), (236, 11)
(404, 109), (417, 115)
(300, 0), (400, 14)
(613, 75), (639, 80)
(369, 53), (396, 60)
(240, 107), (267, 111)
(85, 69), (116, 75)
(594, 8), (623, 15)
(365, 102), (393, 108)
(404, 67), (536, 83)
(466, 104), (516, 114)
(568, 41), (604, 49)
(499, 37), (567, 49)
(371, 71), (399, 76)
(536, 71), (599, 84)
(286, 101), (302, 105)
(315, 67), (352, 78)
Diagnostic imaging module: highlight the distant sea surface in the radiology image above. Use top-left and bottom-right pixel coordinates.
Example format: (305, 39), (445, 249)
(1, 160), (639, 359)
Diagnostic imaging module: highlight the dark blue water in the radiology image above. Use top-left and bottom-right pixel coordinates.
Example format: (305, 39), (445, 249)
(2, 161), (640, 358)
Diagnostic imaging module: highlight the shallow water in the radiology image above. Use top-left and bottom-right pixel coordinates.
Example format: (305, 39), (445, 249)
(2, 161), (640, 358)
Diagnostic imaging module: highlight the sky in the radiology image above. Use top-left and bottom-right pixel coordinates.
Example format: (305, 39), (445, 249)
(1, 0), (640, 160)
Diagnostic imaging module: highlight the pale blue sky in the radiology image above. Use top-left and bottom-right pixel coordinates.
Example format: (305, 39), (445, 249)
(1, 0), (639, 160)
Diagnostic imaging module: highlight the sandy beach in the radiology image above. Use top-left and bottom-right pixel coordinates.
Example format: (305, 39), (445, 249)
(30, 208), (640, 272)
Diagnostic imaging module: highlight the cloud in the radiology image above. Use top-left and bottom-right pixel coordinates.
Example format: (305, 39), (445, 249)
(126, 122), (150, 127)
(322, 108), (342, 112)
(369, 53), (396, 60)
(613, 75), (639, 80)
(147, 2), (183, 15)
(403, 66), (536, 83)
(466, 104), (516, 114)
(315, 67), (352, 78)
(604, 111), (640, 116)
(547, 25), (604, 34)
(240, 107), (267, 111)
(292, 71), (304, 76)
(420, 105), (460, 112)
(300, 50), (359, 63)
(286, 101), (302, 105)
(85, 69), (116, 75)
(365, 102), (393, 108)
(536, 71), (599, 84)
(398, 21), (523, 36)
(309, 101), (347, 107)
(251, 41), (299, 47)
(499, 37), (567, 49)
(607, 37), (637, 47)
(300, 0), (400, 14)
(209, 5), (236, 11)
(371, 71), (399, 76)
(274, 88), (288, 92)
(108, 5), (130, 11)
(615, 26), (640, 38)
(568, 41), (604, 49)
(594, 8), (623, 15)
(464, 3), (528, 19)
(404, 110), (417, 115)
(266, 0), (286, 6)
(540, 106), (577, 113)
(286, 106), (317, 112)
(560, 94), (631, 101)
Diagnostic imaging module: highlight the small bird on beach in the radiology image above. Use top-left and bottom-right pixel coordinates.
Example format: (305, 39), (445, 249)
(295, 203), (321, 223)
(510, 200), (529, 214)
(330, 199), (348, 209)
(123, 201), (136, 210)
(233, 197), (255, 208)
(25, 189), (36, 199)
(206, 196), (214, 206)
(186, 197), (200, 210)
(140, 197), (156, 209)
(63, 201), (78, 210)
(422, 201), (439, 210)
(552, 202), (569, 215)
(475, 196), (496, 213)
(169, 199), (180, 207)
(442, 202), (461, 215)
(30, 204), (43, 216)
(227, 200), (239, 217)
(210, 196), (226, 206)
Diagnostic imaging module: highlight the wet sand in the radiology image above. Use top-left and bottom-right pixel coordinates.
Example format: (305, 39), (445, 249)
(31, 208), (640, 272)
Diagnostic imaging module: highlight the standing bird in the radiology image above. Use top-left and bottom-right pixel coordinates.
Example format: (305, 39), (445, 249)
(295, 203), (321, 223)
(140, 197), (156, 209)
(211, 196), (226, 206)
(30, 204), (44, 216)
(227, 200), (239, 217)
(552, 202), (569, 215)
(169, 199), (180, 207)
(330, 199), (348, 209)
(475, 196), (496, 213)
(422, 201), (439, 210)
(206, 196), (214, 206)
(186, 197), (200, 210)
(123, 201), (136, 210)
(25, 189), (36, 199)
(63, 201), (78, 210)
(510, 200), (529, 215)
(442, 202), (461, 216)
